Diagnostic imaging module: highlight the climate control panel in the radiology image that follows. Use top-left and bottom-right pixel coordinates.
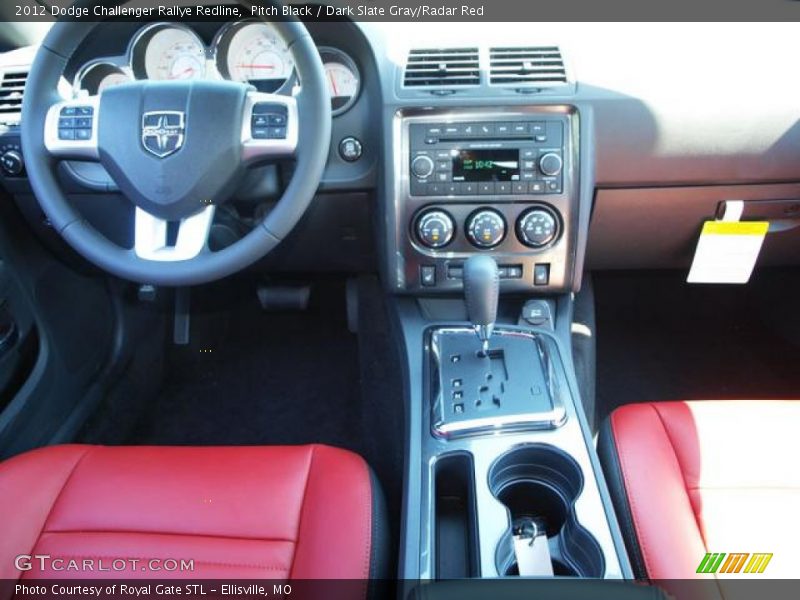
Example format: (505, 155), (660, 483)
(389, 106), (579, 293)
(414, 205), (562, 252)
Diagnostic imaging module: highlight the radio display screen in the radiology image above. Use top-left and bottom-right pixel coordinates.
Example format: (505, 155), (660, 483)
(452, 149), (519, 182)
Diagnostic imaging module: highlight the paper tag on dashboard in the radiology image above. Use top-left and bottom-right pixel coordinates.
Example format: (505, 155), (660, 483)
(687, 221), (769, 284)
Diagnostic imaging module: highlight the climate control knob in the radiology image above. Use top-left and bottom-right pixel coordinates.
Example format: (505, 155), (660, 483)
(538, 152), (563, 177)
(466, 209), (506, 249)
(517, 207), (560, 248)
(411, 155), (435, 179)
(415, 209), (455, 249)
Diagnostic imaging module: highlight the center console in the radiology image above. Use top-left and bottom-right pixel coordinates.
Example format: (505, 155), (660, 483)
(384, 103), (632, 584)
(387, 106), (578, 293)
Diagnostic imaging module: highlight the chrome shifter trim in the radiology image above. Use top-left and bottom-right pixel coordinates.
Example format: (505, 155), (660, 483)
(430, 327), (567, 438)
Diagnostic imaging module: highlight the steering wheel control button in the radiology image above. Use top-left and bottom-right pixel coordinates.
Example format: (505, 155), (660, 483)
(517, 207), (560, 248)
(57, 106), (95, 141)
(466, 209), (506, 249)
(416, 209), (455, 249)
(534, 263), (551, 286)
(538, 152), (563, 177)
(420, 265), (437, 287)
(411, 154), (435, 179)
(339, 137), (363, 162)
(251, 103), (288, 140)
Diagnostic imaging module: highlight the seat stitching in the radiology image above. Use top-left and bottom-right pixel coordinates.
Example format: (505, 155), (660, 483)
(40, 555), (288, 570)
(41, 530), (297, 544)
(651, 404), (707, 541)
(610, 410), (656, 578)
(34, 447), (95, 550)
(689, 485), (800, 491)
(288, 444), (315, 578)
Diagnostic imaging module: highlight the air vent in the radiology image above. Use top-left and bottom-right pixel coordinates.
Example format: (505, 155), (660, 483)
(489, 47), (567, 85)
(0, 70), (28, 122)
(404, 48), (480, 88)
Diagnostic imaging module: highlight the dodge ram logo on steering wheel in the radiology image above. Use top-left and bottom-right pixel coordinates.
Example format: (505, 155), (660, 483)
(142, 111), (185, 158)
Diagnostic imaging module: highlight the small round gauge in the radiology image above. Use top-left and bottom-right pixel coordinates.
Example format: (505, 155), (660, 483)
(319, 47), (360, 116)
(216, 21), (294, 93)
(76, 62), (131, 95)
(131, 24), (207, 81)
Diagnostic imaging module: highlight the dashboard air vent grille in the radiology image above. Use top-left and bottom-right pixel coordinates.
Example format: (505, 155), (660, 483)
(489, 47), (567, 85)
(0, 70), (28, 121)
(404, 48), (480, 87)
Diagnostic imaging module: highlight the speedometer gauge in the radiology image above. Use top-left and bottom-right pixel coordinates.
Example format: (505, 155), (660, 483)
(131, 24), (207, 81)
(319, 48), (360, 116)
(216, 22), (295, 93)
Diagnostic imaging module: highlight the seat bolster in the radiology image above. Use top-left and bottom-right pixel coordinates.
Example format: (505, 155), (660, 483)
(290, 445), (374, 580)
(597, 418), (647, 579)
(600, 404), (708, 579)
(0, 445), (92, 579)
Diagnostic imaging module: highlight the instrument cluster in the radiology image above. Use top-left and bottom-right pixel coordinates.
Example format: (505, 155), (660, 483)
(74, 21), (361, 116)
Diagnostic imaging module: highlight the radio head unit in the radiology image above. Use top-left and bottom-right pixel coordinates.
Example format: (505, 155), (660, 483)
(409, 119), (564, 198)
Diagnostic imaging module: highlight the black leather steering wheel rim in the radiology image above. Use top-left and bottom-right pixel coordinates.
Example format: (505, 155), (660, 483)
(21, 0), (331, 286)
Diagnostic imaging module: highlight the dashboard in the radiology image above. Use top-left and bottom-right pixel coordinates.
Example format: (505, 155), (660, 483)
(73, 20), (361, 117)
(1, 20), (800, 286)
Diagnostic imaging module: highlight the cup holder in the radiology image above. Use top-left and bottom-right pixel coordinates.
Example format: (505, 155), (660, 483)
(489, 444), (605, 578)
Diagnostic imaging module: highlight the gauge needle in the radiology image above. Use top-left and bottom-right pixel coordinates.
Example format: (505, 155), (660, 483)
(328, 71), (339, 96)
(171, 67), (195, 80)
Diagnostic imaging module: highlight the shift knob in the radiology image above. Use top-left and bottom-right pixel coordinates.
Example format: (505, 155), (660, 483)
(463, 255), (499, 351)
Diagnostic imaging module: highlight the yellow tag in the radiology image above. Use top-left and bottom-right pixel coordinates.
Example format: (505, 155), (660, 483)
(701, 221), (769, 236)
(687, 221), (769, 284)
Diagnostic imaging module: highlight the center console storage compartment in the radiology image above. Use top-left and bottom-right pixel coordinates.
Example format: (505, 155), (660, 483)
(434, 453), (480, 578)
(489, 444), (605, 577)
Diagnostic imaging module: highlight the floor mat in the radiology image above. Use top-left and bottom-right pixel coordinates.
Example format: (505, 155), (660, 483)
(130, 280), (363, 449)
(100, 277), (404, 565)
(594, 269), (800, 425)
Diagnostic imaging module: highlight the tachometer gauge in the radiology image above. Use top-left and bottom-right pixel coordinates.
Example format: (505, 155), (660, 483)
(215, 22), (295, 93)
(76, 62), (131, 95)
(131, 24), (207, 81)
(319, 48), (360, 116)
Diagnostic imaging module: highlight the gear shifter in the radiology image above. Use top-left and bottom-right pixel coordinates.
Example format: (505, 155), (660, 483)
(463, 255), (499, 354)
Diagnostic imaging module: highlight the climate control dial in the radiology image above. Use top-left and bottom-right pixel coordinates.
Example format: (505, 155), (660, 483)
(466, 209), (506, 249)
(415, 209), (455, 249)
(517, 207), (560, 248)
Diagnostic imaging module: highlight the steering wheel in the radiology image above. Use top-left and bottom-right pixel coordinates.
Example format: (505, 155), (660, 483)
(21, 1), (331, 286)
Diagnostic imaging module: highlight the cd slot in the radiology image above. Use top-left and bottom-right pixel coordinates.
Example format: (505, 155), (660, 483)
(437, 136), (534, 143)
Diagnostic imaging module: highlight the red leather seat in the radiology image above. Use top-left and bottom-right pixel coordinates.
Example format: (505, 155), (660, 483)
(599, 401), (800, 580)
(0, 444), (385, 581)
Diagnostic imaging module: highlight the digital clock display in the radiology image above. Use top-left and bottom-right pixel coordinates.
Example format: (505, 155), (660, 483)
(452, 149), (519, 182)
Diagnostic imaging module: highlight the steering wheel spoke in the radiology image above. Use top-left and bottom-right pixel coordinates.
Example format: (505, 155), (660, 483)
(44, 96), (100, 160)
(241, 91), (299, 164)
(134, 205), (215, 262)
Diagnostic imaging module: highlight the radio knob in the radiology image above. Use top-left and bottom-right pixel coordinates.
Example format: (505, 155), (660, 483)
(415, 209), (455, 249)
(538, 153), (563, 177)
(517, 207), (560, 248)
(466, 209), (506, 249)
(411, 155), (435, 179)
